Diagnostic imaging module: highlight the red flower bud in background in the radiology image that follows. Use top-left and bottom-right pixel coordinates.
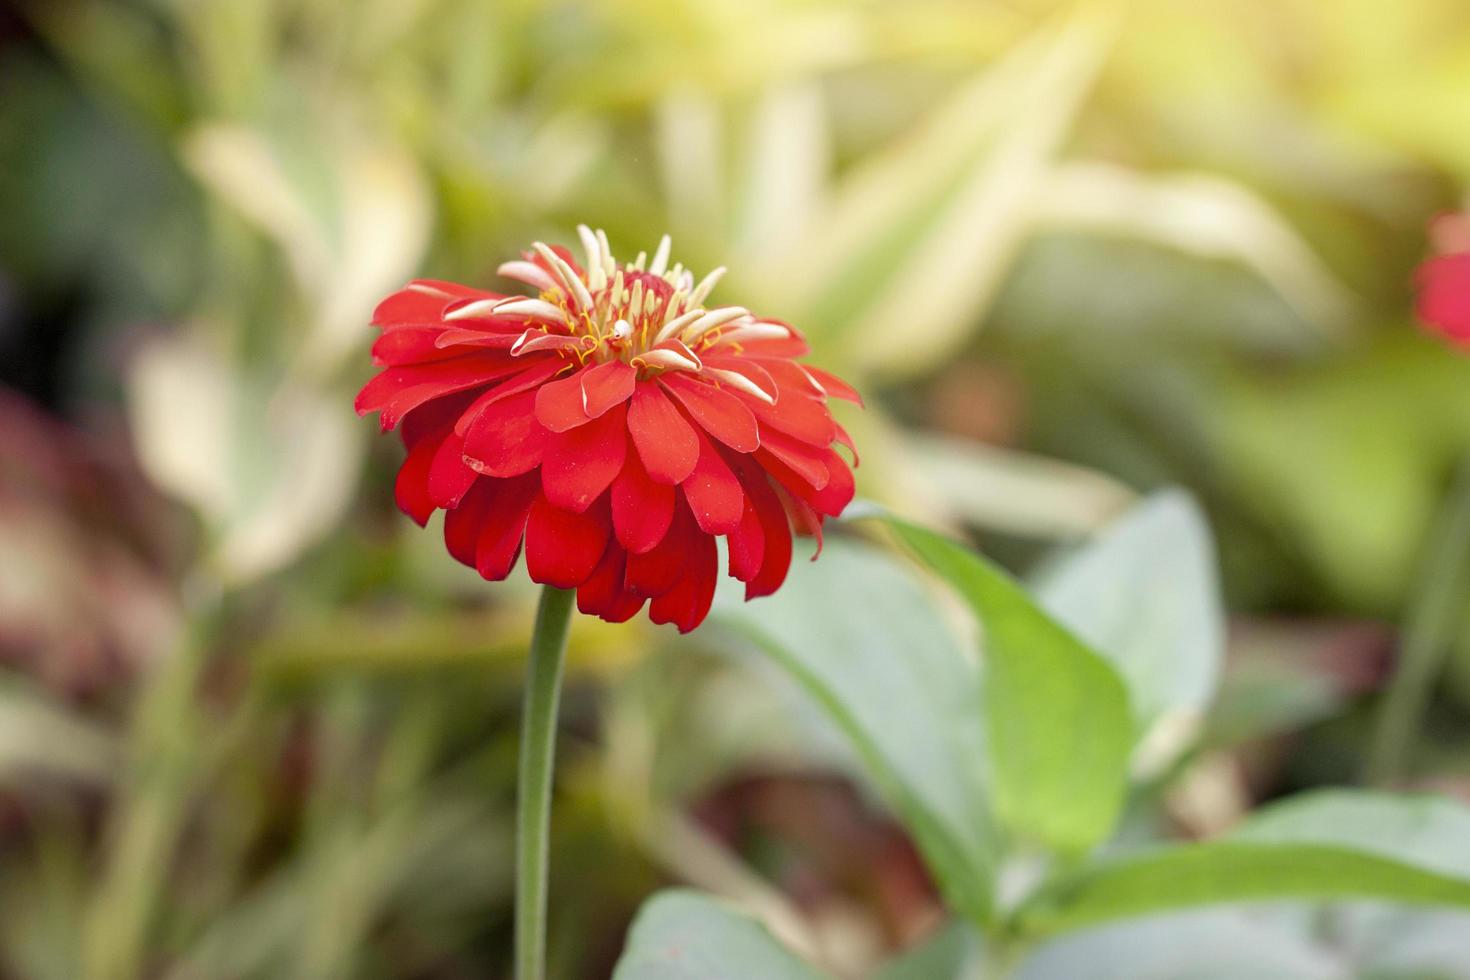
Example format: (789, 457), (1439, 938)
(357, 228), (860, 632)
(1416, 212), (1470, 347)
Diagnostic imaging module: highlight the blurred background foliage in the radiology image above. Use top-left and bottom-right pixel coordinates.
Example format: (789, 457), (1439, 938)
(2, 0), (1470, 976)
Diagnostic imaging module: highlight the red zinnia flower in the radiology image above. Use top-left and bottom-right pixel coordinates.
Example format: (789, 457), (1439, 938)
(1417, 213), (1470, 347)
(356, 227), (860, 632)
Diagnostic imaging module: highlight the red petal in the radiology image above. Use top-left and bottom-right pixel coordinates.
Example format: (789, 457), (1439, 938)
(1419, 254), (1470, 343)
(763, 446), (854, 518)
(776, 482), (824, 555)
(541, 402), (628, 512)
(453, 359), (566, 438)
(357, 355), (524, 430)
(661, 374), (759, 452)
(612, 442), (675, 554)
(444, 481), (494, 567)
(834, 422), (860, 466)
(400, 390), (476, 447)
(524, 492), (610, 589)
(624, 500), (694, 597)
(726, 497), (766, 583)
(427, 431), (478, 509)
(372, 326), (454, 365)
(475, 473), (540, 581)
(373, 280), (495, 326)
(803, 365), (863, 406)
(700, 354), (779, 402)
(748, 357), (825, 397)
(755, 429), (830, 490)
(747, 388), (835, 447)
(732, 457), (793, 600)
(576, 546), (646, 623)
(648, 531), (718, 633)
(534, 367), (591, 432)
(394, 431), (444, 526)
(627, 381), (699, 484)
(462, 389), (550, 477)
(681, 431), (745, 535)
(580, 360), (637, 418)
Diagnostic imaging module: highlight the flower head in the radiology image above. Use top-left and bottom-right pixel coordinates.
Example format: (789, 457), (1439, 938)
(1417, 213), (1470, 347)
(356, 227), (860, 631)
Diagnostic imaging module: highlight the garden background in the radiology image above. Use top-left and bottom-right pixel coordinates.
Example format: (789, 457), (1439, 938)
(4, 0), (1470, 977)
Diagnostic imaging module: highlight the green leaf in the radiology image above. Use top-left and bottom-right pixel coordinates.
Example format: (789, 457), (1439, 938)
(873, 921), (985, 980)
(887, 518), (1132, 855)
(1019, 791), (1470, 936)
(612, 890), (827, 980)
(1032, 490), (1224, 747)
(1016, 908), (1338, 980)
(710, 539), (998, 924)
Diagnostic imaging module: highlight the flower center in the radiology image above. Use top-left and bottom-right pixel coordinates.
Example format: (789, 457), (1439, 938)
(472, 228), (792, 380)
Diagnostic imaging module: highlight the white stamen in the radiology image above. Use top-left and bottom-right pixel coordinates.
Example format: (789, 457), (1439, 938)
(611, 318), (633, 342)
(596, 228), (614, 277)
(649, 234), (672, 276)
(705, 367), (776, 403)
(688, 267), (726, 307)
(667, 262), (684, 286)
(491, 297), (567, 323)
(636, 349), (700, 372)
(444, 299), (502, 320)
(497, 260), (558, 293)
(576, 225), (605, 291)
(717, 322), (791, 345)
(532, 242), (593, 311)
(629, 279), (644, 319)
(652, 308), (704, 345)
(633, 250), (647, 271)
(683, 306), (749, 342)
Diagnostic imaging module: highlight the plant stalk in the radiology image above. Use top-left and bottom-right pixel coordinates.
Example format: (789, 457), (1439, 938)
(1365, 453), (1470, 786)
(516, 586), (576, 980)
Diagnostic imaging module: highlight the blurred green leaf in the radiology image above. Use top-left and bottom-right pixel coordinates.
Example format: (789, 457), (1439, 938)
(612, 889), (826, 980)
(0, 681), (117, 787)
(873, 920), (985, 980)
(769, 10), (1113, 379)
(1032, 490), (1225, 772)
(1020, 791), (1470, 936)
(888, 518), (1132, 856)
(1215, 335), (1470, 612)
(898, 433), (1136, 539)
(1033, 163), (1358, 341)
(127, 338), (364, 584)
(1016, 908), (1337, 980)
(710, 538), (998, 925)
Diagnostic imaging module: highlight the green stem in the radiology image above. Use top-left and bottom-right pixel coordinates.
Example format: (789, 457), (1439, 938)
(516, 586), (576, 980)
(1365, 453), (1470, 786)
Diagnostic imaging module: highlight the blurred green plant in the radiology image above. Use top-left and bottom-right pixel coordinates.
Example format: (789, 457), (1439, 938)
(3, 0), (1470, 976)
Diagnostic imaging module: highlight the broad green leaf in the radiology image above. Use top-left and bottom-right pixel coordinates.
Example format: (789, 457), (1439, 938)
(873, 921), (985, 980)
(1017, 908), (1337, 980)
(1019, 791), (1470, 936)
(612, 890), (826, 980)
(710, 539), (998, 925)
(1032, 490), (1224, 760)
(887, 518), (1132, 855)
